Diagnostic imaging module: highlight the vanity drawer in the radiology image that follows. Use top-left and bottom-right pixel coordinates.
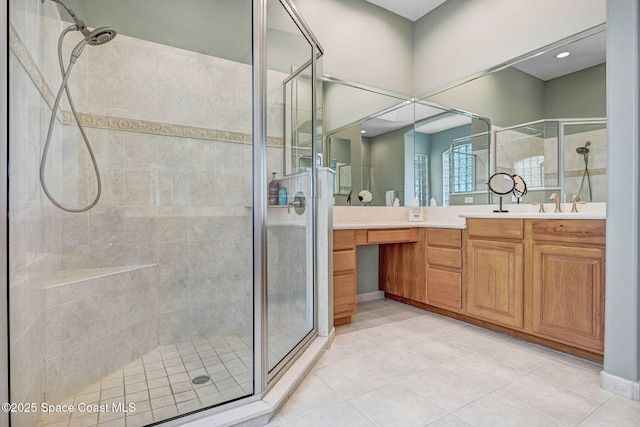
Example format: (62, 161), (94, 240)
(427, 247), (462, 269)
(427, 228), (461, 248)
(467, 218), (523, 240)
(367, 228), (419, 244)
(531, 219), (605, 245)
(333, 249), (356, 273)
(333, 229), (356, 250)
(427, 268), (462, 309)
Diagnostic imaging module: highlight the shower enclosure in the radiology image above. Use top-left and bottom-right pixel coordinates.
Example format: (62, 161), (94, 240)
(495, 118), (607, 203)
(4, 0), (322, 426)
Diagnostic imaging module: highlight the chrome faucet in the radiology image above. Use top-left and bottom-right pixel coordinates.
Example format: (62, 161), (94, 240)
(549, 193), (561, 213)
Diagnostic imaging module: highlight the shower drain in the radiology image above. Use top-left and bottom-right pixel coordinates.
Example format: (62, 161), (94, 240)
(191, 375), (211, 385)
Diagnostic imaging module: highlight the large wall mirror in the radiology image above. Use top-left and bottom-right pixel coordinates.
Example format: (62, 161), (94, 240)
(422, 25), (606, 204)
(324, 24), (606, 206)
(326, 96), (491, 207)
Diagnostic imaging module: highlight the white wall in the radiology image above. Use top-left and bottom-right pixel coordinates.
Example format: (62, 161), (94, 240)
(414, 0), (607, 95)
(294, 0), (414, 95)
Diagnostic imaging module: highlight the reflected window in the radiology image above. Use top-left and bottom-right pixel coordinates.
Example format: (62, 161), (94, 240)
(443, 143), (473, 205)
(515, 155), (544, 187)
(414, 154), (428, 206)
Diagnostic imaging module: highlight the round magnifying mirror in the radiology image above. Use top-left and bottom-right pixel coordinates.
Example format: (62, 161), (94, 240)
(512, 174), (528, 198)
(488, 172), (516, 195)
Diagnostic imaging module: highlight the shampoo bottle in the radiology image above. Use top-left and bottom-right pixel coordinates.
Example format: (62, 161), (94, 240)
(269, 172), (279, 205)
(279, 187), (288, 206)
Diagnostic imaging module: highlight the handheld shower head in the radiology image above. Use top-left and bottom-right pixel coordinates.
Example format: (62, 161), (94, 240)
(82, 27), (118, 46)
(43, 0), (117, 46)
(576, 141), (591, 155)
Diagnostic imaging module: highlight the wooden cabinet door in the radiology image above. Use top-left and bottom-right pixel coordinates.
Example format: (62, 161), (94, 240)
(467, 239), (524, 328)
(427, 268), (462, 309)
(531, 244), (605, 351)
(334, 273), (356, 319)
(379, 241), (426, 301)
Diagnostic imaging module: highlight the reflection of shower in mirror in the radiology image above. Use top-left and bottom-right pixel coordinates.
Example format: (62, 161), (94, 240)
(577, 141), (593, 201)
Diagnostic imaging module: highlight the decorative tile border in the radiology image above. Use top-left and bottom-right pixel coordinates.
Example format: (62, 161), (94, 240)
(9, 21), (283, 148)
(495, 169), (606, 181)
(9, 21), (57, 114)
(73, 112), (283, 146)
(565, 168), (606, 178)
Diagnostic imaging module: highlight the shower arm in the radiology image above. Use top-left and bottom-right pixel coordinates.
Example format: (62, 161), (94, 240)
(41, 0), (87, 31)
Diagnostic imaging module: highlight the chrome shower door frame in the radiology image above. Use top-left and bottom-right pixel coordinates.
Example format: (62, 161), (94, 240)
(252, 0), (324, 394)
(1, 0), (9, 425)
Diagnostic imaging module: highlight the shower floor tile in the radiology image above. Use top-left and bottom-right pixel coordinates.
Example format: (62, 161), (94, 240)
(39, 332), (253, 427)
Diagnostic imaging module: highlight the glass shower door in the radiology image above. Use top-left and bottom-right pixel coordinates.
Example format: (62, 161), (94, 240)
(265, 0), (316, 375)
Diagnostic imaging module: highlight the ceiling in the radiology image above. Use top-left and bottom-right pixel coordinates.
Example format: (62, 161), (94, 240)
(361, 102), (472, 137)
(364, 0), (447, 21)
(513, 30), (606, 81)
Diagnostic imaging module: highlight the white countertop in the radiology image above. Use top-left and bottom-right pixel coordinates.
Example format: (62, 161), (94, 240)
(459, 212), (606, 220)
(332, 204), (606, 230)
(333, 220), (466, 230)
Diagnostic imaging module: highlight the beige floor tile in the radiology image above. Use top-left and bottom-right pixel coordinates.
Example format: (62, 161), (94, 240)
(348, 382), (447, 427)
(454, 393), (563, 426)
(275, 374), (343, 423)
(124, 410), (154, 427)
(96, 418), (125, 427)
(440, 353), (525, 389)
(393, 315), (458, 338)
(430, 328), (498, 351)
(427, 414), (473, 426)
(311, 345), (356, 371)
(548, 352), (603, 374)
(361, 345), (435, 378)
(355, 300), (390, 313)
(399, 336), (470, 364)
(151, 404), (179, 422)
(177, 399), (203, 414)
(68, 413), (98, 427)
(606, 394), (640, 417)
(282, 401), (375, 427)
(266, 416), (283, 426)
(365, 322), (424, 343)
(332, 329), (395, 357)
(533, 361), (612, 402)
(312, 357), (394, 399)
(401, 366), (490, 411)
(578, 401), (640, 426)
(497, 374), (602, 424)
(476, 341), (552, 372)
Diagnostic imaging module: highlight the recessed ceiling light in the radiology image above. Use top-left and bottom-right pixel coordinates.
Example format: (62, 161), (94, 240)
(556, 51), (570, 59)
(361, 130), (366, 134)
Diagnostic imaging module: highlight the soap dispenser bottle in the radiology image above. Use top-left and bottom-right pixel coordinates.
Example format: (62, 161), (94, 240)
(269, 172), (279, 205)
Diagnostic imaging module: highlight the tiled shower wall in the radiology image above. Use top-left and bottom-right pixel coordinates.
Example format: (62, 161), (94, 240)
(10, 0), (288, 413)
(563, 127), (607, 202)
(9, 1), (66, 425)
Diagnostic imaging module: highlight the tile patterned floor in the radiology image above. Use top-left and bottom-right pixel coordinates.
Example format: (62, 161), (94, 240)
(39, 333), (253, 427)
(269, 298), (640, 427)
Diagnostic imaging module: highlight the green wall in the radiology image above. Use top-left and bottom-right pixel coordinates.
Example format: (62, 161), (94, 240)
(544, 63), (606, 119)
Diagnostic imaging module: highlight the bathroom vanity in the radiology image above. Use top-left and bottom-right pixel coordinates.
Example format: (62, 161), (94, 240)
(333, 206), (606, 362)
